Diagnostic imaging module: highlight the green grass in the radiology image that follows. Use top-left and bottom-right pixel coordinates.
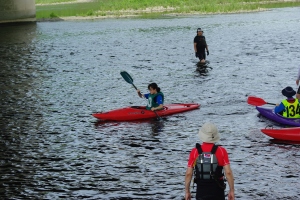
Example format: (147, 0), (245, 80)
(36, 0), (300, 19)
(36, 2), (102, 18)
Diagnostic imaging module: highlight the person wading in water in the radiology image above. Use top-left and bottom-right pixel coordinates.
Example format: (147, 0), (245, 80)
(185, 122), (235, 200)
(194, 28), (209, 63)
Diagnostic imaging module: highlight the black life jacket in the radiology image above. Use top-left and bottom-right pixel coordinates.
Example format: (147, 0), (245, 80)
(195, 35), (207, 49)
(194, 143), (224, 183)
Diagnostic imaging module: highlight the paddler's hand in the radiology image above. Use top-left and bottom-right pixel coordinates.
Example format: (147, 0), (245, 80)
(296, 79), (299, 86)
(151, 107), (156, 111)
(137, 90), (142, 98)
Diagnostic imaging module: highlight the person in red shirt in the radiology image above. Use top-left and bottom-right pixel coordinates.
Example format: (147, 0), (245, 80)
(185, 122), (235, 200)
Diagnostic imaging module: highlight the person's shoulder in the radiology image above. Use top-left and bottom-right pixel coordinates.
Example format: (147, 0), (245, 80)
(216, 144), (224, 149)
(216, 145), (228, 153)
(187, 147), (198, 155)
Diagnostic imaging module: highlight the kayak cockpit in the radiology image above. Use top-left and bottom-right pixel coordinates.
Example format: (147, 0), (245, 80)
(130, 106), (168, 110)
(130, 106), (146, 109)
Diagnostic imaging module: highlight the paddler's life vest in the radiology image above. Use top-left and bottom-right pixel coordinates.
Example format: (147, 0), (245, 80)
(194, 143), (225, 189)
(281, 99), (300, 118)
(146, 92), (164, 110)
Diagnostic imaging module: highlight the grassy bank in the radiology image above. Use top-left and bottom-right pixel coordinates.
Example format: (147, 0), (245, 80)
(35, 0), (300, 19)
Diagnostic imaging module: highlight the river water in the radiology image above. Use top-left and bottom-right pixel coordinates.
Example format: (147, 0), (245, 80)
(1, 7), (300, 199)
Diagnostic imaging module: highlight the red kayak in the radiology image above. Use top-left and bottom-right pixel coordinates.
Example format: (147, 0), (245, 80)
(92, 103), (200, 121)
(261, 127), (300, 141)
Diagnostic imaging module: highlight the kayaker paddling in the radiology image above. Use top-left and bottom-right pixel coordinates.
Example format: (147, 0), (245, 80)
(274, 86), (300, 118)
(256, 106), (300, 126)
(137, 83), (164, 111)
(92, 103), (199, 121)
(120, 71), (165, 120)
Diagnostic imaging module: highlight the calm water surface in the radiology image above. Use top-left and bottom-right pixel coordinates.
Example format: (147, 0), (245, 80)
(1, 7), (300, 199)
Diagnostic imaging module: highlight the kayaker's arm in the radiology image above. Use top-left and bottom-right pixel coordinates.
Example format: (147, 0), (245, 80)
(274, 103), (284, 114)
(150, 95), (164, 111)
(136, 89), (143, 98)
(151, 104), (163, 111)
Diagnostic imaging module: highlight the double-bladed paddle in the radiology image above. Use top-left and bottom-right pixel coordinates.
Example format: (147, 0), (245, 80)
(120, 71), (138, 90)
(247, 96), (276, 106)
(120, 71), (162, 120)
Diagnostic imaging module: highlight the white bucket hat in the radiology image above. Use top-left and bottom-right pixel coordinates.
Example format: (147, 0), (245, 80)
(198, 122), (220, 143)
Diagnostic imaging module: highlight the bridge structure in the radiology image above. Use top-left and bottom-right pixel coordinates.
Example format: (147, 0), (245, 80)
(0, 0), (35, 24)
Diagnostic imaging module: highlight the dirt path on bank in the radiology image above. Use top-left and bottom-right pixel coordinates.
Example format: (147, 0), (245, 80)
(36, 0), (94, 6)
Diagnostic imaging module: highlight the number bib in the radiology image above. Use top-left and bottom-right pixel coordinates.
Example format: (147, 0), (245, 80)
(282, 99), (300, 118)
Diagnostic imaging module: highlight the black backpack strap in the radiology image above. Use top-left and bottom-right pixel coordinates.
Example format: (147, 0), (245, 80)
(195, 143), (204, 179)
(195, 143), (203, 154)
(211, 144), (218, 154)
(209, 144), (219, 179)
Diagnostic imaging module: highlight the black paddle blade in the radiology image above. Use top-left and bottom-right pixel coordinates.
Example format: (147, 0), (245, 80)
(120, 71), (134, 84)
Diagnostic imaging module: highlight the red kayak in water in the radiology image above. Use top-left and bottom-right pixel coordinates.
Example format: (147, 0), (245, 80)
(92, 103), (200, 121)
(261, 127), (300, 141)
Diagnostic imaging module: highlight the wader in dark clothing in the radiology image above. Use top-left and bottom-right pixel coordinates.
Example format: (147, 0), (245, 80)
(196, 181), (225, 200)
(194, 35), (207, 61)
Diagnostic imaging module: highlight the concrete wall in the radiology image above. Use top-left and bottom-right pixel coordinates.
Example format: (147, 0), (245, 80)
(0, 0), (36, 23)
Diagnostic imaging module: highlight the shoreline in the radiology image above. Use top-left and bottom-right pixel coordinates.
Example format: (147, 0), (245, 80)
(36, 8), (270, 22)
(36, 0), (299, 6)
(35, 0), (300, 22)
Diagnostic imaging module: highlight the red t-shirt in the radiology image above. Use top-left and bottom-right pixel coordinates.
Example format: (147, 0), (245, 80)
(187, 142), (230, 168)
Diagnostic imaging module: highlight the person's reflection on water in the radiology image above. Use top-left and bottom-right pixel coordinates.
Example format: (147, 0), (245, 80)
(94, 120), (120, 128)
(150, 119), (165, 135)
(196, 61), (212, 76)
(93, 119), (164, 135)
